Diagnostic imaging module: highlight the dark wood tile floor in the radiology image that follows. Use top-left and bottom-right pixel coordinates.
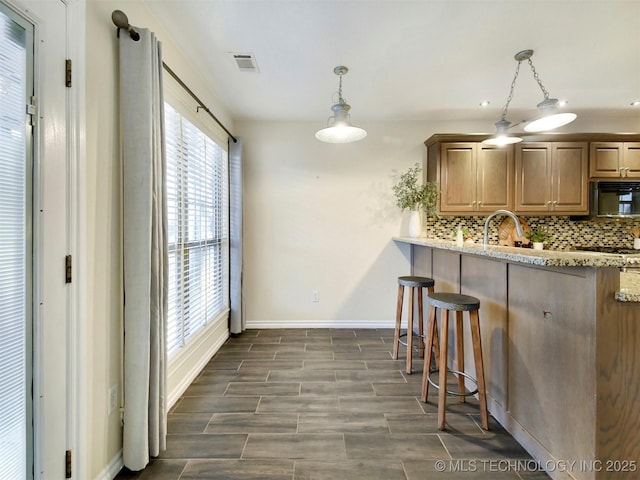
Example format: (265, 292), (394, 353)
(115, 328), (549, 479)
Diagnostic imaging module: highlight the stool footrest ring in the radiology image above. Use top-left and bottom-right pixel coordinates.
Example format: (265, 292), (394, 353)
(426, 369), (479, 397)
(398, 332), (427, 351)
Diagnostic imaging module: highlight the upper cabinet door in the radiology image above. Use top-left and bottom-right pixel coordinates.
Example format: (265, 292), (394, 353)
(437, 142), (513, 214)
(590, 142), (623, 177)
(439, 143), (477, 212)
(515, 143), (552, 212)
(515, 142), (588, 214)
(551, 142), (588, 213)
(476, 144), (514, 212)
(590, 142), (640, 178)
(624, 143), (640, 178)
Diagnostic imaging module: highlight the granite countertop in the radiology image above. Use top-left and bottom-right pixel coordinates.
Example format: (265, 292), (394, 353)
(393, 236), (640, 267)
(617, 269), (640, 302)
(394, 236), (640, 303)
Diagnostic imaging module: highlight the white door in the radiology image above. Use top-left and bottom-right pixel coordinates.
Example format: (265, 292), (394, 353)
(0, 1), (70, 478)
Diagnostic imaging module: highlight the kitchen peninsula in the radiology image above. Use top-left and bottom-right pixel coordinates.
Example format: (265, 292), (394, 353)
(394, 237), (640, 480)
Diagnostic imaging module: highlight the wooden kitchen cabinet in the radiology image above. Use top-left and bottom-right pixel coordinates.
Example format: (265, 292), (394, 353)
(405, 236), (640, 480)
(437, 142), (513, 214)
(515, 141), (588, 214)
(589, 141), (640, 178)
(438, 143), (475, 212)
(508, 264), (594, 475)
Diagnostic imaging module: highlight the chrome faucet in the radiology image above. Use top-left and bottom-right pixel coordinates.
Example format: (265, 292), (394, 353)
(483, 209), (524, 248)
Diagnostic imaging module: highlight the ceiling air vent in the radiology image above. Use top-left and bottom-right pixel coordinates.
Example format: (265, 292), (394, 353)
(231, 53), (259, 73)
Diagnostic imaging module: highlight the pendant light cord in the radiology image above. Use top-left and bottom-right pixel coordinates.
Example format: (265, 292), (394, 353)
(499, 60), (522, 122)
(526, 58), (551, 100)
(336, 71), (346, 105)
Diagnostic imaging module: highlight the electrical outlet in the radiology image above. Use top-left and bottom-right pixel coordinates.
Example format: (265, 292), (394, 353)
(312, 290), (319, 303)
(108, 385), (118, 415)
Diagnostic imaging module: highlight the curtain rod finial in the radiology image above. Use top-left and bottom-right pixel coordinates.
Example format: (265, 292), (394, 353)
(112, 10), (140, 41)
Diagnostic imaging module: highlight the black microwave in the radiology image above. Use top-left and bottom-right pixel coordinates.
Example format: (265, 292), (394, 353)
(590, 181), (640, 219)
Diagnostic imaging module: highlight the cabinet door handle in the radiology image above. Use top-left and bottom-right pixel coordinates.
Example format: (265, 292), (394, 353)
(553, 200), (558, 204)
(620, 166), (625, 177)
(625, 166), (631, 177)
(547, 201), (552, 205)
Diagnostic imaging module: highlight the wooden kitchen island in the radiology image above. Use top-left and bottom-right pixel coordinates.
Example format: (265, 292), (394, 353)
(394, 237), (640, 480)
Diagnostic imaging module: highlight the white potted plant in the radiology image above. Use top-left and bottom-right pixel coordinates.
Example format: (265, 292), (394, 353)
(392, 163), (439, 237)
(525, 226), (553, 250)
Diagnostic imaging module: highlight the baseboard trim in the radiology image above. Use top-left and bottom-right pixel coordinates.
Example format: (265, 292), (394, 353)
(245, 319), (396, 329)
(95, 449), (123, 480)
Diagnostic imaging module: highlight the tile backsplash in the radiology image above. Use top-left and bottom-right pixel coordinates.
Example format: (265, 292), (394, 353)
(424, 215), (640, 250)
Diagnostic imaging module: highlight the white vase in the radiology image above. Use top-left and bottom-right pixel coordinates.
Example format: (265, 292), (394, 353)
(533, 242), (544, 250)
(408, 210), (422, 237)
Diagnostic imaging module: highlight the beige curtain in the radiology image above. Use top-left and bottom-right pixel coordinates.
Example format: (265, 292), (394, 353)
(229, 138), (245, 334)
(119, 27), (167, 470)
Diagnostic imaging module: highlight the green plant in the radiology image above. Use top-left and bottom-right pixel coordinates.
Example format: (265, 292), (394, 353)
(452, 226), (471, 240)
(525, 226), (553, 243)
(392, 163), (439, 217)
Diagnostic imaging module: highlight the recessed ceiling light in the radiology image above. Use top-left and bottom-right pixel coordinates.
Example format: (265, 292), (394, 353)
(631, 100), (640, 107)
(479, 100), (490, 108)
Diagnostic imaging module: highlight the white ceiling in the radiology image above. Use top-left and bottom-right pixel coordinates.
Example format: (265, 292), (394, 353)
(143, 0), (640, 128)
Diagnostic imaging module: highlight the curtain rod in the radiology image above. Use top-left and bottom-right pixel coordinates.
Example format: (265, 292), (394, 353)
(161, 63), (237, 143)
(111, 10), (238, 143)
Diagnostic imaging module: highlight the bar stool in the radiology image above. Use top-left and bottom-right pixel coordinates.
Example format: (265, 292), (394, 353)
(421, 292), (489, 431)
(392, 276), (437, 374)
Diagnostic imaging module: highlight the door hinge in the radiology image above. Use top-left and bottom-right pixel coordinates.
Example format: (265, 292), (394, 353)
(65, 255), (72, 283)
(65, 59), (72, 87)
(65, 450), (72, 478)
(26, 97), (37, 126)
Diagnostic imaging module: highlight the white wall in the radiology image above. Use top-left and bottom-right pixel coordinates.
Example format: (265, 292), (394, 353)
(236, 115), (640, 329)
(84, 1), (233, 478)
(237, 119), (474, 327)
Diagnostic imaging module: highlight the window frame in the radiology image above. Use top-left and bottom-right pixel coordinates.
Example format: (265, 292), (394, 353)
(163, 96), (230, 358)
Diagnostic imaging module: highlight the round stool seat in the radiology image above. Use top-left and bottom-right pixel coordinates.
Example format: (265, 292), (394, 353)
(427, 292), (480, 311)
(398, 276), (435, 288)
(393, 276), (436, 374)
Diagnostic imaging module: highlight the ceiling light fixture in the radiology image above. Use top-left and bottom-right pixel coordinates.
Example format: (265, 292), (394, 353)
(483, 49), (577, 145)
(518, 50), (577, 132)
(315, 66), (367, 144)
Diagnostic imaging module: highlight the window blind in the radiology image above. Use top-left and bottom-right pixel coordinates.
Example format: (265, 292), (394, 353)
(0, 7), (29, 479)
(165, 103), (229, 356)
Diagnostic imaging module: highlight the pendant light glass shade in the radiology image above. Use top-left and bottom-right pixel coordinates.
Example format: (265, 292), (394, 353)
(482, 119), (523, 146)
(315, 124), (367, 143)
(524, 98), (577, 132)
(484, 50), (576, 144)
(315, 66), (367, 144)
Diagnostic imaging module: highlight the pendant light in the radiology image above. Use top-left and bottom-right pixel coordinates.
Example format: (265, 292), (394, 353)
(482, 120), (523, 146)
(520, 50), (576, 132)
(315, 66), (367, 144)
(482, 52), (525, 146)
(483, 50), (576, 145)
